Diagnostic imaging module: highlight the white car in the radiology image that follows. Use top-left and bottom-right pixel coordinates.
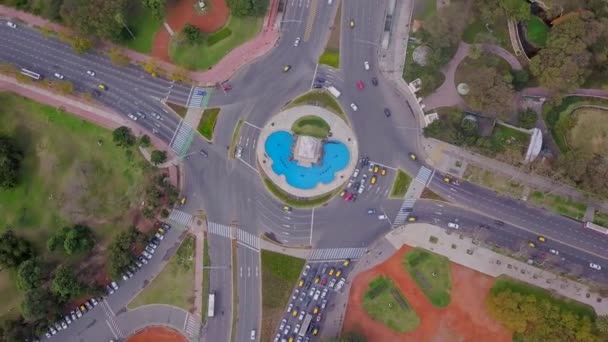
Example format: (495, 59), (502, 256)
(150, 112), (162, 120)
(134, 111), (146, 119)
(447, 222), (460, 229)
(152, 128), (159, 135)
(138, 256), (149, 265)
(358, 184), (365, 194)
(292, 289), (299, 300)
(328, 278), (336, 288)
(6, 21), (16, 28)
(590, 262), (602, 270)
(64, 315), (72, 325)
(86, 70), (96, 76)
(364, 61), (370, 70)
(142, 250), (153, 259)
(250, 329), (256, 340)
(350, 103), (358, 111)
(313, 289), (321, 301)
(127, 113), (137, 121)
(321, 288), (329, 299)
(378, 214), (387, 220)
(302, 264), (311, 276)
(353, 169), (360, 178)
(549, 249), (559, 255)
(294, 323), (301, 334)
(298, 310), (305, 321)
(111, 281), (119, 290)
(279, 319), (287, 330)
(235, 146), (243, 158)
(53, 72), (64, 80)
(346, 179), (354, 188)
(274, 334), (281, 342)
(335, 278), (346, 291)
(286, 303), (294, 313)
(294, 37), (301, 47)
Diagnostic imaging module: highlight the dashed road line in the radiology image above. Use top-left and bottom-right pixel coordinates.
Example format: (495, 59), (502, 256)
(303, 0), (319, 41)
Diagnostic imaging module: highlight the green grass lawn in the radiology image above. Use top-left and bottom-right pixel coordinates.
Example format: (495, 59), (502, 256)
(362, 276), (419, 332)
(0, 92), (154, 250)
(593, 211), (608, 227)
(463, 165), (523, 198)
(261, 251), (306, 342)
(403, 248), (451, 307)
(291, 115), (331, 139)
(491, 276), (596, 319)
(319, 48), (340, 69)
(490, 124), (530, 152)
(170, 16), (263, 70)
(390, 169), (412, 198)
(0, 270), (21, 319)
(119, 2), (163, 54)
(568, 107), (608, 155)
(198, 108), (221, 141)
(529, 192), (587, 220)
(286, 90), (348, 123)
(526, 16), (549, 47)
(129, 236), (195, 311)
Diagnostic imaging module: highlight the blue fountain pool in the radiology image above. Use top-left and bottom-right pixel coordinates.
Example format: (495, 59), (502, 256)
(265, 130), (350, 189)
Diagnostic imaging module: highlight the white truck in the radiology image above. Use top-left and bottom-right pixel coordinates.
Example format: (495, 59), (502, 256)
(208, 292), (215, 317)
(327, 86), (341, 98)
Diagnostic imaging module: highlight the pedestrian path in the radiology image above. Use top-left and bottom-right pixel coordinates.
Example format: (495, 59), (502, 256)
(414, 165), (433, 185)
(169, 120), (195, 157)
(184, 313), (201, 340)
(208, 222), (233, 239)
(237, 229), (260, 251)
(308, 247), (366, 261)
(187, 87), (212, 108)
(168, 209), (193, 227)
(393, 198), (416, 226)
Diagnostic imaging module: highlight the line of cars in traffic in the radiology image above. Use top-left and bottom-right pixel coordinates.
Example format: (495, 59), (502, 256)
(127, 110), (165, 134)
(43, 222), (172, 339)
(340, 156), (387, 202)
(274, 260), (352, 342)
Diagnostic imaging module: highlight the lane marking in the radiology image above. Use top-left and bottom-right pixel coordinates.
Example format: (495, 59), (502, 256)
(106, 320), (119, 339)
(243, 121), (262, 130)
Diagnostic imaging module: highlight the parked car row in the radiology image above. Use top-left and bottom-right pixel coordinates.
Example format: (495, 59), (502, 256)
(341, 158), (388, 202)
(44, 222), (172, 339)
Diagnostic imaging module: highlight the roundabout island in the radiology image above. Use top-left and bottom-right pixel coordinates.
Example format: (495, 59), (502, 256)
(256, 104), (358, 202)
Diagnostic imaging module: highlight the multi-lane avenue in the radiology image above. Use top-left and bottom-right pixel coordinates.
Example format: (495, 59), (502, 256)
(2, 0), (608, 340)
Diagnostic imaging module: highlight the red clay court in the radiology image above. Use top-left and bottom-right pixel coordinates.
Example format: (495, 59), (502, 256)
(343, 245), (511, 341)
(152, 0), (230, 61)
(127, 326), (187, 342)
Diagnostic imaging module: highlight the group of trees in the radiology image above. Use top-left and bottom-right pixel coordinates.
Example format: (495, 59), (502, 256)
(143, 172), (179, 219)
(487, 288), (602, 341)
(47, 224), (96, 256)
(107, 227), (141, 278)
(0, 135), (23, 189)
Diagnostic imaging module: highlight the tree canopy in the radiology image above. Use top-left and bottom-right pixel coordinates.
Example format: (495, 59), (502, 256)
(462, 64), (516, 120)
(0, 230), (35, 269)
(141, 0), (167, 19)
(60, 0), (128, 40)
(21, 288), (57, 321)
(0, 135), (23, 189)
(108, 227), (139, 278)
(226, 0), (268, 17)
(16, 259), (45, 291)
(150, 150), (167, 165)
(112, 126), (136, 147)
(51, 264), (83, 299)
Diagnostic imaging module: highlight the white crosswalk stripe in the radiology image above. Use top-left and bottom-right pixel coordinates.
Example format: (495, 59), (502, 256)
(394, 198), (417, 226)
(236, 228), (260, 251)
(168, 209), (193, 227)
(184, 314), (201, 339)
(308, 248), (366, 261)
(208, 222), (233, 239)
(169, 120), (194, 157)
(414, 166), (433, 185)
(187, 87), (212, 108)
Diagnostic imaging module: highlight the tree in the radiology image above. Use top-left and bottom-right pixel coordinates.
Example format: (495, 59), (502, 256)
(0, 135), (23, 189)
(511, 69), (530, 90)
(108, 227), (139, 278)
(60, 0), (128, 40)
(112, 126), (136, 147)
(16, 259), (45, 291)
(596, 315), (608, 334)
(0, 230), (35, 269)
(51, 80), (74, 95)
(170, 67), (190, 83)
(227, 0), (268, 17)
(463, 65), (516, 120)
(21, 288), (57, 321)
(143, 59), (159, 77)
(424, 2), (468, 50)
(0, 317), (30, 342)
(517, 109), (538, 129)
(71, 36), (92, 55)
(47, 226), (70, 252)
(142, 0), (167, 19)
(182, 24), (201, 44)
(109, 48), (130, 66)
(501, 0), (530, 22)
(139, 134), (151, 148)
(51, 264), (83, 298)
(63, 224), (95, 255)
(150, 150), (167, 165)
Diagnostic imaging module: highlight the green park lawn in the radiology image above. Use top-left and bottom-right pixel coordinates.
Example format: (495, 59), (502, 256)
(119, 2), (163, 54)
(129, 236), (195, 311)
(198, 107), (221, 141)
(0, 270), (21, 320)
(529, 191), (587, 220)
(170, 16), (263, 70)
(286, 90), (347, 123)
(319, 48), (340, 69)
(526, 16), (549, 47)
(261, 251), (305, 342)
(291, 115), (331, 139)
(362, 276), (420, 332)
(390, 169), (412, 198)
(403, 248), (451, 307)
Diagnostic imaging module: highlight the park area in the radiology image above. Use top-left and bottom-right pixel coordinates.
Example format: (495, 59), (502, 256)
(343, 245), (511, 341)
(197, 107), (221, 141)
(403, 248), (451, 307)
(362, 276), (419, 332)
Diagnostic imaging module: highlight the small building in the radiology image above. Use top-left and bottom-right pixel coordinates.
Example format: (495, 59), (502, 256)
(293, 135), (323, 167)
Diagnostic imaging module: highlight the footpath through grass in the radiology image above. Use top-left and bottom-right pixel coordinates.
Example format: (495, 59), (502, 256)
(198, 107), (221, 141)
(170, 16), (262, 70)
(529, 191), (587, 220)
(362, 276), (419, 332)
(129, 235), (195, 311)
(119, 2), (163, 54)
(390, 169), (412, 198)
(403, 248), (451, 307)
(286, 90), (347, 123)
(261, 250), (305, 342)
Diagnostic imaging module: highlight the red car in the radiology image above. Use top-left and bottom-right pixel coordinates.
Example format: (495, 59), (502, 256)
(222, 84), (232, 91)
(344, 192), (353, 201)
(356, 80), (365, 90)
(320, 277), (328, 286)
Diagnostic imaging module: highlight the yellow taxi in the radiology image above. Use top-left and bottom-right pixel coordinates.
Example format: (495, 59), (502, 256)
(336, 269), (342, 277)
(381, 168), (387, 176)
(283, 205), (292, 212)
(349, 19), (355, 28)
(328, 267), (335, 276)
(538, 236), (546, 242)
(312, 327), (319, 335)
(528, 242), (536, 248)
(283, 65), (292, 72)
(313, 306), (319, 314)
(292, 308), (298, 317)
(370, 175), (377, 185)
(409, 153), (417, 160)
(373, 165), (379, 173)
(298, 279), (305, 287)
(98, 84), (107, 90)
(340, 190), (346, 197)
(314, 276), (320, 284)
(180, 197), (186, 205)
(408, 216), (417, 222)
(289, 337), (294, 342)
(343, 259), (350, 267)
(444, 175), (452, 183)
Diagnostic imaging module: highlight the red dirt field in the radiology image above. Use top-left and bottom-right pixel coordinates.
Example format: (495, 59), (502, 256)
(343, 245), (511, 342)
(127, 326), (187, 342)
(152, 0), (230, 61)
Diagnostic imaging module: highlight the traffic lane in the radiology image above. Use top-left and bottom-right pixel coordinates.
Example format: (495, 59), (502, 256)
(236, 246), (261, 342)
(253, 190), (312, 246)
(428, 175), (608, 259)
(413, 200), (608, 283)
(206, 234), (233, 341)
(46, 300), (117, 342)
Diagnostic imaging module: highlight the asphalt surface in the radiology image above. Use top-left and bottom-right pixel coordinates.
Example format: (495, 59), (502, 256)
(235, 245), (261, 342)
(205, 234), (233, 342)
(3, 0), (608, 340)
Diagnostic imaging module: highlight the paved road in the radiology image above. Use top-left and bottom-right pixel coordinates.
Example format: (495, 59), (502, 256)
(235, 244), (261, 342)
(205, 233), (233, 342)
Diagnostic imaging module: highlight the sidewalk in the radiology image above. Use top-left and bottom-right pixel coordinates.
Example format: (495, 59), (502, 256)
(388, 223), (608, 315)
(0, 3), (280, 86)
(260, 239), (312, 259)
